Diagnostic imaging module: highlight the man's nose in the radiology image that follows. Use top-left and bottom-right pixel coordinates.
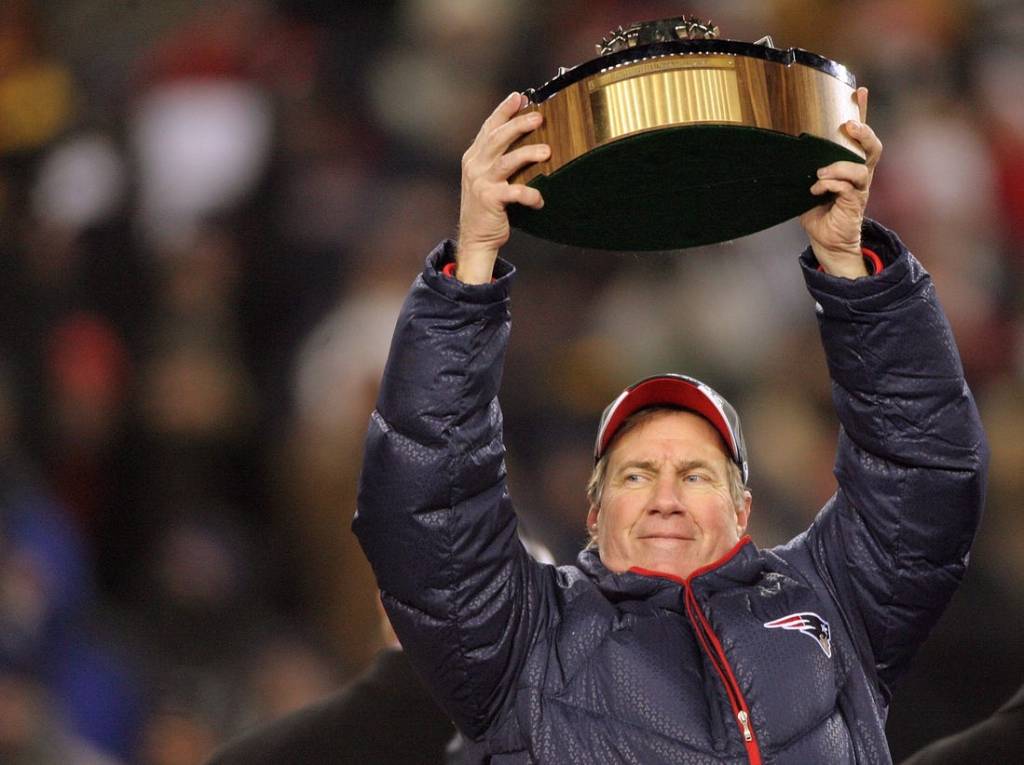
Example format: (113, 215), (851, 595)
(647, 475), (684, 515)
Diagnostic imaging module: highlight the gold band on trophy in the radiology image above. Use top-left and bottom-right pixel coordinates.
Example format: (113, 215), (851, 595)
(511, 52), (863, 186)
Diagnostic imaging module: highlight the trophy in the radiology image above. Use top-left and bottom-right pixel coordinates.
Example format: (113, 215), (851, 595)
(507, 17), (865, 250)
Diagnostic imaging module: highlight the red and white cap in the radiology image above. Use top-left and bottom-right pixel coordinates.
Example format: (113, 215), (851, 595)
(594, 373), (748, 482)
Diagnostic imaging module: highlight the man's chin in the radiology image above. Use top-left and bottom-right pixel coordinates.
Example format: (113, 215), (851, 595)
(635, 544), (700, 580)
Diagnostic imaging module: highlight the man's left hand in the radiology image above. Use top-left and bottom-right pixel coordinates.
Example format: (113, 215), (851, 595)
(799, 87), (883, 278)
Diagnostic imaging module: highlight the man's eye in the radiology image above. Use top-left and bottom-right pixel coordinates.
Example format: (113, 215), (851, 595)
(624, 473), (645, 484)
(684, 473), (707, 483)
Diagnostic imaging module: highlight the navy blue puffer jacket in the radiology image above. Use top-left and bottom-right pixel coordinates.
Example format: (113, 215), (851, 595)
(354, 221), (987, 764)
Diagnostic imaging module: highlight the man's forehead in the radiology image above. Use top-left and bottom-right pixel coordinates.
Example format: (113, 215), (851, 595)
(608, 410), (730, 462)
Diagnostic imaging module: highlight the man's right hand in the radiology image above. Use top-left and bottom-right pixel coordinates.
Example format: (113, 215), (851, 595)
(455, 92), (549, 284)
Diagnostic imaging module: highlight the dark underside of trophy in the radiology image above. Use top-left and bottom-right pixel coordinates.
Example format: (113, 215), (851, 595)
(509, 126), (861, 250)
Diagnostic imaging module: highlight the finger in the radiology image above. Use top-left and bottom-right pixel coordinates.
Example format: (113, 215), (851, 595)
(481, 111), (544, 162)
(492, 143), (550, 180)
(504, 184), (544, 209)
(810, 178), (863, 202)
(463, 107), (538, 176)
(478, 91), (527, 141)
(467, 92), (527, 159)
(856, 86), (868, 123)
(464, 94), (523, 167)
(816, 161), (870, 191)
(843, 120), (883, 170)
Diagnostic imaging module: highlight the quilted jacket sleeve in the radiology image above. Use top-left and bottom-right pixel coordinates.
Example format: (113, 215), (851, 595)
(353, 240), (547, 740)
(800, 220), (988, 701)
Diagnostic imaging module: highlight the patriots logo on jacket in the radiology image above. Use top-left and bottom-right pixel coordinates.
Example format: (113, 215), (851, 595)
(763, 612), (832, 658)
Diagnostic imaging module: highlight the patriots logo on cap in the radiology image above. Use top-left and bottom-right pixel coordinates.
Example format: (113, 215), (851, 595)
(763, 612), (832, 658)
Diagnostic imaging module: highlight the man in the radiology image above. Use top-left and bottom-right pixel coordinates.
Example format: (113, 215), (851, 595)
(354, 88), (988, 763)
(900, 681), (1024, 765)
(204, 541), (551, 765)
(204, 645), (456, 765)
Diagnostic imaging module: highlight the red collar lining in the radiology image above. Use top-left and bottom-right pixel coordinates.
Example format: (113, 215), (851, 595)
(627, 535), (752, 586)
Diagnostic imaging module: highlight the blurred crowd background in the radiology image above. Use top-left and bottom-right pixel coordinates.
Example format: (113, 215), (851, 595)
(1, 0), (1022, 762)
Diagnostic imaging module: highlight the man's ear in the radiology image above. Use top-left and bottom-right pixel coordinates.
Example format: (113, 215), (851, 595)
(736, 490), (753, 535)
(586, 504), (599, 532)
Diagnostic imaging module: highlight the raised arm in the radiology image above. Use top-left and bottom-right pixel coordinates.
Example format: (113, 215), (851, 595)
(792, 89), (987, 699)
(353, 95), (553, 739)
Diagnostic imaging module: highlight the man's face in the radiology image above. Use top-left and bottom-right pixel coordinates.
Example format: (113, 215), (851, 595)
(587, 410), (751, 581)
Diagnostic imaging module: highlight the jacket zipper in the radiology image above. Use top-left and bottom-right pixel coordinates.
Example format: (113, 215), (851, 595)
(631, 537), (762, 764)
(684, 583), (762, 765)
(737, 710), (753, 741)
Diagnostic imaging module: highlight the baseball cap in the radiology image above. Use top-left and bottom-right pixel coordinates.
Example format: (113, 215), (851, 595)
(594, 373), (749, 483)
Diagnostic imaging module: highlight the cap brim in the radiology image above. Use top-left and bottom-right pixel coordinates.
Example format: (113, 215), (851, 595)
(596, 376), (739, 463)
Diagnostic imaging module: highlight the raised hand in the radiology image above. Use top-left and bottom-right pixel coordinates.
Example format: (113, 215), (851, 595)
(455, 92), (550, 284)
(799, 87), (883, 278)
